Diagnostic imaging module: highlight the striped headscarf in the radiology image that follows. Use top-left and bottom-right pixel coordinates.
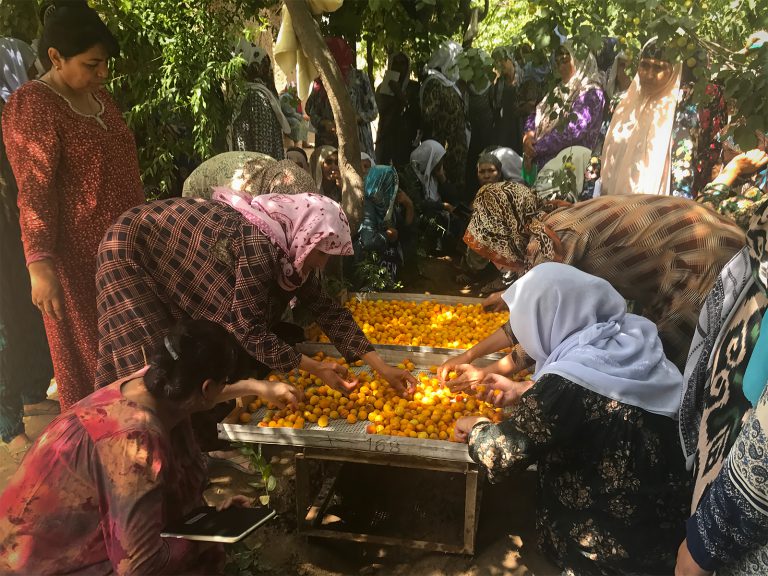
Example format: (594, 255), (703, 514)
(464, 181), (563, 269)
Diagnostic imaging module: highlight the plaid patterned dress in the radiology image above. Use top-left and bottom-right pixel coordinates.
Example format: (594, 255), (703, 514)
(532, 195), (746, 369)
(95, 198), (373, 388)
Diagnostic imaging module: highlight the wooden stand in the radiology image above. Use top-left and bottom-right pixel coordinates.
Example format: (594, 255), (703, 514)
(294, 447), (481, 554)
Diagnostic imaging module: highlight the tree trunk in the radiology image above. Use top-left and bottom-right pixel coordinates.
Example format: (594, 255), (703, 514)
(283, 0), (364, 232)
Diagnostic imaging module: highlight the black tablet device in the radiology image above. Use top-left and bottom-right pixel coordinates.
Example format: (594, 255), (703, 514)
(161, 505), (276, 543)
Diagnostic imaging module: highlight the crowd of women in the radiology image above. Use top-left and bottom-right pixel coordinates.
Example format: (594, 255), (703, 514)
(0, 2), (768, 575)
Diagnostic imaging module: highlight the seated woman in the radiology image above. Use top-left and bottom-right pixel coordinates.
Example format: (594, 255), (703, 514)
(601, 39), (726, 198)
(450, 263), (690, 575)
(523, 42), (605, 173)
(696, 133), (768, 229)
(310, 145), (341, 203)
(465, 181), (745, 370)
(0, 318), (300, 575)
(398, 139), (465, 255)
(181, 151), (315, 200)
(353, 165), (414, 290)
(675, 201), (768, 575)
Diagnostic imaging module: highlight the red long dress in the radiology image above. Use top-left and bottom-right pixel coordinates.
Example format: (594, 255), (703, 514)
(2, 80), (144, 408)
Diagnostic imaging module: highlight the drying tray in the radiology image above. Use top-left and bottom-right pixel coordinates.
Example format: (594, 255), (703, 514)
(305, 291), (505, 356)
(219, 343), (503, 463)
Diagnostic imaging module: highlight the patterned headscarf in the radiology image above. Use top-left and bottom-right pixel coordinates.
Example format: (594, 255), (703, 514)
(212, 190), (353, 291)
(464, 181), (562, 269)
(363, 165), (398, 225)
(247, 158), (316, 196)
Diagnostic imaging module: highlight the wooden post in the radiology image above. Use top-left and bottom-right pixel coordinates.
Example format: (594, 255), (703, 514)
(283, 0), (364, 232)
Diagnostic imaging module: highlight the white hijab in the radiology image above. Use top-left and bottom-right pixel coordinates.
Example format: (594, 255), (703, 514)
(503, 262), (683, 419)
(410, 140), (446, 202)
(236, 39), (291, 135)
(420, 40), (463, 106)
(0, 37), (35, 102)
(490, 147), (523, 183)
(600, 39), (682, 196)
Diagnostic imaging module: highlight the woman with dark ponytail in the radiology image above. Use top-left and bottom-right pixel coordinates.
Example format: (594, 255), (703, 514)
(0, 318), (299, 575)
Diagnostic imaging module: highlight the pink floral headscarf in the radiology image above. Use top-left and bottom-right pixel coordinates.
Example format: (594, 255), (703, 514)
(212, 188), (353, 291)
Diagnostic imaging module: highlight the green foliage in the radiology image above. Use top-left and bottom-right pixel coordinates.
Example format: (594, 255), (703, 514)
(224, 540), (263, 576)
(90, 0), (277, 197)
(355, 252), (402, 292)
(455, 46), (495, 93)
(234, 442), (277, 506)
(0, 0), (40, 43)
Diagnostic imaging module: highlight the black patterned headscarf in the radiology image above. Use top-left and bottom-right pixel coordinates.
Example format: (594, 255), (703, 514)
(464, 181), (562, 269)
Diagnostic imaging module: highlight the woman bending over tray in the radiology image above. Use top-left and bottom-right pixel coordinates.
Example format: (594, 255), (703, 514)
(95, 193), (416, 396)
(467, 181), (745, 370)
(0, 318), (298, 575)
(450, 263), (691, 575)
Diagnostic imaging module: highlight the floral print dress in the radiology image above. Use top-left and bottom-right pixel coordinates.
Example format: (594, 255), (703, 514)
(467, 373), (691, 575)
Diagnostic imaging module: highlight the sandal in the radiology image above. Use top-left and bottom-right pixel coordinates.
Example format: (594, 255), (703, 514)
(24, 399), (61, 417)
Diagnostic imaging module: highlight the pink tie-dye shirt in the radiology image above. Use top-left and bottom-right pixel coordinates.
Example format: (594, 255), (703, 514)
(0, 373), (223, 575)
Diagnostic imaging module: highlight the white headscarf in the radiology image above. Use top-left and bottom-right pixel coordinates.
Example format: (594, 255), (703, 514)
(420, 40), (463, 106)
(600, 39), (682, 197)
(534, 145), (593, 202)
(502, 262), (683, 419)
(605, 51), (630, 99)
(0, 37), (35, 102)
(236, 39), (291, 135)
(410, 140), (446, 202)
(490, 147), (523, 183)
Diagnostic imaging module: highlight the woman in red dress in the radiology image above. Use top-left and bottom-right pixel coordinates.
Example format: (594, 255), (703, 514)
(2, 4), (144, 409)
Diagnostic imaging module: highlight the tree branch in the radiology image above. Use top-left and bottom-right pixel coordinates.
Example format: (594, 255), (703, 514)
(283, 0), (364, 232)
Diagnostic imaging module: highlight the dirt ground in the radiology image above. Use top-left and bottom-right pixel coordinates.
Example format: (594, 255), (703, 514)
(0, 256), (561, 575)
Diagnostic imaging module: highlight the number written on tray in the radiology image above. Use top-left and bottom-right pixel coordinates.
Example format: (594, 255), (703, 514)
(323, 434), (400, 453)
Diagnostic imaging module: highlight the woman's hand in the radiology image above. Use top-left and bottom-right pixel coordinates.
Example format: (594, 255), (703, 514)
(523, 131), (536, 159)
(385, 227), (399, 242)
(437, 351), (473, 384)
(377, 364), (418, 395)
(28, 260), (64, 321)
(454, 416), (490, 443)
(442, 202), (455, 213)
(445, 364), (486, 392)
(260, 380), (303, 409)
(473, 373), (532, 408)
(312, 360), (359, 393)
(215, 494), (253, 511)
(727, 149), (768, 178)
(481, 291), (507, 312)
(674, 540), (713, 576)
